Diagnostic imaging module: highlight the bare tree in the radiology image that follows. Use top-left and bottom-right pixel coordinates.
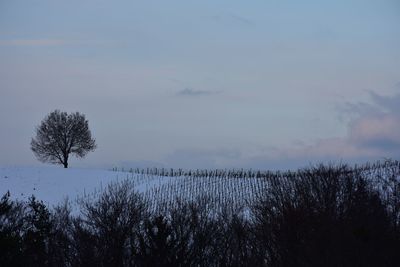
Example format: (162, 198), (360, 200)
(31, 110), (96, 168)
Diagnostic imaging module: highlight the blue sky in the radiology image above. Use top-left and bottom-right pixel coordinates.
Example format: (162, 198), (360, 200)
(1, 0), (399, 169)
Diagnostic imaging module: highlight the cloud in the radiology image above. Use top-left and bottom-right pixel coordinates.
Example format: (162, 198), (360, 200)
(229, 14), (254, 26)
(336, 88), (400, 154)
(206, 13), (254, 26)
(118, 160), (165, 169)
(349, 114), (400, 151)
(277, 88), (400, 164)
(0, 39), (112, 46)
(340, 85), (400, 116)
(164, 87), (400, 170)
(176, 88), (220, 96)
(368, 90), (400, 113)
(164, 148), (242, 169)
(0, 39), (67, 46)
(277, 88), (400, 166)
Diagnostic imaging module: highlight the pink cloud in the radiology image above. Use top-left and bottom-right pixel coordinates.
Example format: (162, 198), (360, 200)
(250, 91), (400, 167)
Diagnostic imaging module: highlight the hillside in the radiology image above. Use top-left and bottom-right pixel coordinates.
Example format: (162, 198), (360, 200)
(1, 161), (400, 266)
(0, 166), (172, 208)
(0, 165), (268, 213)
(1, 161), (399, 212)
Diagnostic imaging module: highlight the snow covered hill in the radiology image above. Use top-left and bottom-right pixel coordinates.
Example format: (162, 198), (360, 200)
(3, 162), (396, 213)
(0, 166), (170, 208)
(0, 166), (268, 212)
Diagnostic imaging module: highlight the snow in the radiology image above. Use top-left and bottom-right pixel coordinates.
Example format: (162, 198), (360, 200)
(0, 166), (268, 214)
(0, 166), (172, 208)
(1, 163), (398, 217)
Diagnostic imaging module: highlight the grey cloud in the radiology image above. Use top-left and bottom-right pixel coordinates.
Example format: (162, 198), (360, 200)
(348, 89), (400, 152)
(325, 88), (400, 158)
(206, 13), (254, 26)
(163, 87), (400, 170)
(0, 39), (114, 46)
(339, 101), (379, 118)
(156, 106), (400, 170)
(164, 149), (218, 169)
(348, 113), (400, 152)
(338, 88), (400, 118)
(164, 148), (242, 169)
(161, 143), (369, 171)
(243, 87), (400, 169)
(229, 14), (254, 26)
(176, 88), (219, 96)
(118, 160), (165, 169)
(368, 90), (400, 113)
(358, 138), (400, 152)
(0, 39), (67, 46)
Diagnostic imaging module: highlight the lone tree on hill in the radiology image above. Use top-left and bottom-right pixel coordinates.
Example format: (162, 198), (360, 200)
(31, 110), (96, 168)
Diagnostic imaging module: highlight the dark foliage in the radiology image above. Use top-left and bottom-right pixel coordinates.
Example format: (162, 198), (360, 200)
(75, 180), (146, 267)
(0, 194), (54, 267)
(0, 192), (24, 266)
(134, 199), (220, 266)
(31, 110), (96, 168)
(0, 160), (399, 266)
(253, 164), (400, 266)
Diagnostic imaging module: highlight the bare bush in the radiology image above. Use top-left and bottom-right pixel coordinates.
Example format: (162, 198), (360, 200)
(253, 164), (400, 266)
(1, 160), (400, 266)
(75, 180), (146, 266)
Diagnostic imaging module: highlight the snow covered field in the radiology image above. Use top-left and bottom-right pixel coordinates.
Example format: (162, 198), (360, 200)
(3, 163), (395, 213)
(0, 166), (172, 208)
(0, 166), (269, 212)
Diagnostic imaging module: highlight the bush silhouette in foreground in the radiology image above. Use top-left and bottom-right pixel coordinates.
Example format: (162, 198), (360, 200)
(0, 161), (399, 266)
(253, 164), (400, 266)
(31, 110), (96, 168)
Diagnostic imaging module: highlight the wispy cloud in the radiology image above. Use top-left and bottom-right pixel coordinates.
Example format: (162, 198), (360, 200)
(165, 148), (242, 169)
(176, 88), (220, 96)
(274, 88), (400, 164)
(0, 39), (67, 46)
(167, 87), (400, 170)
(0, 39), (113, 46)
(349, 114), (400, 151)
(229, 14), (254, 26)
(206, 13), (254, 26)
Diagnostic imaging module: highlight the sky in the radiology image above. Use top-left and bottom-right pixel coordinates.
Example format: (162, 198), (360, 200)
(1, 0), (400, 170)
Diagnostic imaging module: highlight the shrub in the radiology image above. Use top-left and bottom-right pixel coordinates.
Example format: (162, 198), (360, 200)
(253, 164), (400, 266)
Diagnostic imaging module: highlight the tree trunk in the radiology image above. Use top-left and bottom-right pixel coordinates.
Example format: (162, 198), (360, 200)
(63, 154), (69, 168)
